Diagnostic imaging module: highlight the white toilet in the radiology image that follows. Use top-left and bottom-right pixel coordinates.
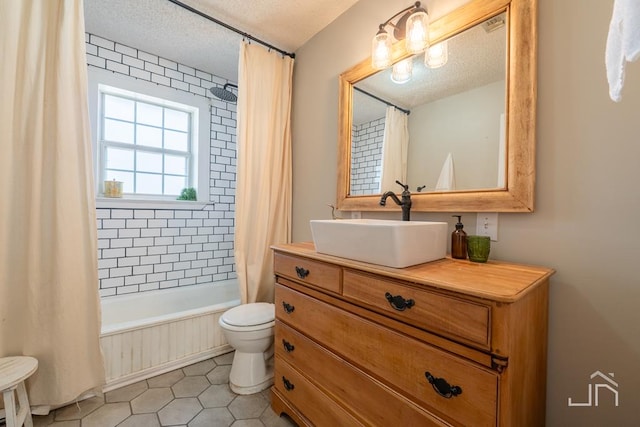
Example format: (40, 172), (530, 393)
(218, 302), (275, 394)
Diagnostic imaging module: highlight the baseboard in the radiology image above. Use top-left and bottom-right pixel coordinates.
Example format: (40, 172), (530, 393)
(102, 345), (233, 393)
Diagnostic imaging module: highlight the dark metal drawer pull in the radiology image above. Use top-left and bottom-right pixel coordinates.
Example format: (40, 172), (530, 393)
(295, 266), (310, 279)
(425, 371), (462, 398)
(282, 339), (295, 353)
(282, 301), (295, 314)
(385, 292), (415, 311)
(282, 376), (295, 391)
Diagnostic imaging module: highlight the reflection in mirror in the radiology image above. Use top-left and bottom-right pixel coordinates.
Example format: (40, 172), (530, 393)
(350, 13), (507, 196)
(338, 0), (537, 213)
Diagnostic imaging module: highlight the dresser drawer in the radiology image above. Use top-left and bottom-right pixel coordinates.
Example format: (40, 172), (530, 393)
(274, 252), (341, 293)
(275, 284), (498, 427)
(343, 269), (491, 347)
(275, 358), (365, 427)
(276, 321), (450, 426)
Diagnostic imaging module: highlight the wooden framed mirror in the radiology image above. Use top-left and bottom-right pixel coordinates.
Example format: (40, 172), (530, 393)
(337, 0), (537, 212)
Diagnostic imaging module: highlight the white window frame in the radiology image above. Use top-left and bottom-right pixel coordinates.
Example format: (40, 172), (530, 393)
(99, 86), (195, 198)
(87, 67), (210, 209)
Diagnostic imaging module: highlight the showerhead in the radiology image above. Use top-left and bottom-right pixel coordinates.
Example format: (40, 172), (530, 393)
(209, 83), (238, 103)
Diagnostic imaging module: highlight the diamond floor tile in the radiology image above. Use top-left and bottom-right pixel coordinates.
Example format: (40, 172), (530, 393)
(157, 397), (202, 426)
(171, 375), (210, 398)
(80, 402), (130, 427)
(131, 388), (174, 414)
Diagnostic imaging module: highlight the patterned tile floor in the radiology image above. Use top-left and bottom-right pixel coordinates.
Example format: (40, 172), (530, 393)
(22, 352), (297, 427)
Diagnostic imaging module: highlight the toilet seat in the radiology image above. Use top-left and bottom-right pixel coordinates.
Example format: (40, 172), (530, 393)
(220, 303), (275, 329)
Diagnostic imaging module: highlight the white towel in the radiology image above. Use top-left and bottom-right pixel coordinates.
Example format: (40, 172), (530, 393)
(606, 0), (640, 102)
(435, 153), (455, 191)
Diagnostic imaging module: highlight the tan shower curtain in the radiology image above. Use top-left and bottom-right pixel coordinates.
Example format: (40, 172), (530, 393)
(0, 0), (105, 411)
(380, 106), (409, 192)
(234, 42), (294, 304)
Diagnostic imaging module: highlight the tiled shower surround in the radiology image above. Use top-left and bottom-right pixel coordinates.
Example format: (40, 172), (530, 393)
(96, 208), (234, 297)
(86, 34), (237, 297)
(350, 117), (384, 195)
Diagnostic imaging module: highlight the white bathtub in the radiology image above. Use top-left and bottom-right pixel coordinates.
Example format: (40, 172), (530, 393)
(100, 280), (241, 391)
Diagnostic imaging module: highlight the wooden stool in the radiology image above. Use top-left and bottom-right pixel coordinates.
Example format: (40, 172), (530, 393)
(0, 357), (38, 427)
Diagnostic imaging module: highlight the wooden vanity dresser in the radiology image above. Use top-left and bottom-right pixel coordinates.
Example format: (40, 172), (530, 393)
(270, 242), (554, 427)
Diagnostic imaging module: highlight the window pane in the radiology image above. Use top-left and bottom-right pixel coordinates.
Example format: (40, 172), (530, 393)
(165, 130), (188, 151)
(105, 170), (134, 193)
(99, 87), (196, 198)
(165, 154), (186, 175)
(104, 119), (134, 144)
(137, 151), (162, 173)
(165, 109), (189, 131)
(164, 175), (186, 196)
(136, 173), (163, 194)
(137, 102), (163, 127)
(104, 95), (134, 121)
(136, 124), (162, 148)
(106, 147), (134, 170)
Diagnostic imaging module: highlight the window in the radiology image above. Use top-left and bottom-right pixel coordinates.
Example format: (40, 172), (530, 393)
(88, 68), (210, 207)
(98, 86), (198, 197)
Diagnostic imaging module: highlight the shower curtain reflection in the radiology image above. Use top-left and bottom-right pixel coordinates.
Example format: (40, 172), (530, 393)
(380, 106), (409, 193)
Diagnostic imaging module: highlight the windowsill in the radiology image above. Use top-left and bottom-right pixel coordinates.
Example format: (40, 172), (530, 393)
(96, 197), (209, 210)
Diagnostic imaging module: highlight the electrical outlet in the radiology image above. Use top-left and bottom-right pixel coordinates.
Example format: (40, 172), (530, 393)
(351, 211), (362, 219)
(476, 213), (499, 241)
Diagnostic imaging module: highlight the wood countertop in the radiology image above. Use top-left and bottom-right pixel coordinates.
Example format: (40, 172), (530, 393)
(272, 241), (554, 303)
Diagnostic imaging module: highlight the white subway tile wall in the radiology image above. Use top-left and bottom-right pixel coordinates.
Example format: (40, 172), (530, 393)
(86, 33), (237, 297)
(350, 117), (384, 195)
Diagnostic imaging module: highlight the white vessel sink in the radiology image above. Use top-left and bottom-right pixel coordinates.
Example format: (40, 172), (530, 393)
(310, 219), (448, 268)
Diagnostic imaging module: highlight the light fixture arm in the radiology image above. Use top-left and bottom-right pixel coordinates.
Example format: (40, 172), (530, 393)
(378, 1), (422, 31)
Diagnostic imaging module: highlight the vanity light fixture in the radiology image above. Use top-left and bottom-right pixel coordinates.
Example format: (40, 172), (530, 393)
(372, 1), (429, 70)
(425, 41), (448, 68)
(391, 58), (413, 84)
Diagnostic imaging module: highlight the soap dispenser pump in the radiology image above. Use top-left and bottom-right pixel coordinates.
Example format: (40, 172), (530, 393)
(451, 215), (467, 259)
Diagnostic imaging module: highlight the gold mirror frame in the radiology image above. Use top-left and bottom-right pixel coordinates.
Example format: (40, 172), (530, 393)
(337, 0), (537, 212)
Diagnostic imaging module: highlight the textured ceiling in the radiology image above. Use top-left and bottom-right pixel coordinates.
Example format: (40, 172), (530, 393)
(84, 0), (499, 118)
(83, 0), (360, 83)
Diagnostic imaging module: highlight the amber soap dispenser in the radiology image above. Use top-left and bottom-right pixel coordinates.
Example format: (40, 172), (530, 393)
(451, 215), (467, 259)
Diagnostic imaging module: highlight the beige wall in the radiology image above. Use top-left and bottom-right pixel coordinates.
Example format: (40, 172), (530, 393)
(291, 0), (640, 424)
(408, 80), (505, 190)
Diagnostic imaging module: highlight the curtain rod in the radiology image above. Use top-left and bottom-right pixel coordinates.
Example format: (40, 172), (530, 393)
(167, 0), (295, 59)
(354, 87), (410, 115)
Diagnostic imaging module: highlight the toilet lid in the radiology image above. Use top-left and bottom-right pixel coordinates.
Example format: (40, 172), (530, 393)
(221, 303), (275, 327)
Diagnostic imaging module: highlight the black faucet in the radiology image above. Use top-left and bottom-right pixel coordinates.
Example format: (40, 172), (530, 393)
(380, 180), (412, 221)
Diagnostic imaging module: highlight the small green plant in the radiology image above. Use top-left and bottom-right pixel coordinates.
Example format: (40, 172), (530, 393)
(177, 187), (197, 201)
